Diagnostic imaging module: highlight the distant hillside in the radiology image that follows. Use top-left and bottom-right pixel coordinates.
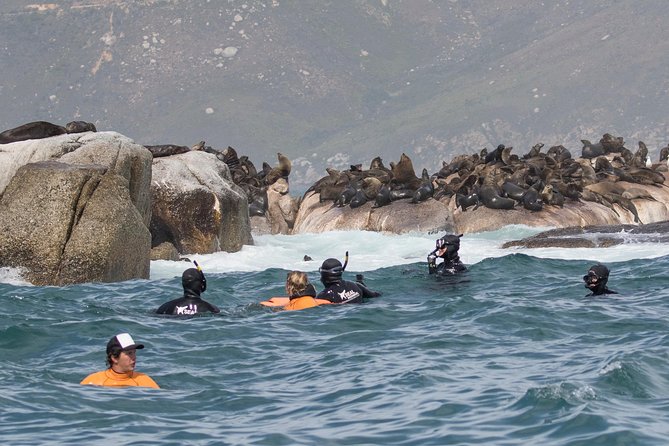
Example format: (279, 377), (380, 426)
(1, 0), (668, 189)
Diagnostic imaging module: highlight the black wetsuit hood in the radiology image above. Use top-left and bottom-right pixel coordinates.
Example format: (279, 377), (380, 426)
(583, 264), (616, 296)
(182, 268), (205, 297)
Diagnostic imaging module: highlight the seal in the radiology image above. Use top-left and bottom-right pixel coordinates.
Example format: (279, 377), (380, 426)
(373, 184), (392, 208)
(0, 121), (67, 144)
(581, 139), (606, 159)
(485, 144), (505, 164)
(390, 153), (422, 190)
(411, 182), (434, 203)
(144, 144), (191, 157)
(349, 189), (368, 208)
(361, 177), (383, 200)
(479, 170), (515, 210)
(65, 121), (97, 134)
(521, 187), (543, 211)
(264, 152), (292, 186)
(221, 146), (241, 167)
(335, 182), (358, 207)
(501, 180), (527, 201)
(455, 192), (480, 211)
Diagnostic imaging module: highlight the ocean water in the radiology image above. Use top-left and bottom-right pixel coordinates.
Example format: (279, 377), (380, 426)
(2, 226), (669, 445)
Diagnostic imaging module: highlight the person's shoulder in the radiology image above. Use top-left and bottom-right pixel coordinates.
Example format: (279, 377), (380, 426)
(80, 369), (106, 385)
(132, 372), (160, 389)
(155, 297), (184, 314)
(201, 300), (221, 313)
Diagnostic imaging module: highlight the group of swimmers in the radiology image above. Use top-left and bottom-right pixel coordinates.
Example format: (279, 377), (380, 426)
(80, 254), (383, 389)
(80, 234), (615, 389)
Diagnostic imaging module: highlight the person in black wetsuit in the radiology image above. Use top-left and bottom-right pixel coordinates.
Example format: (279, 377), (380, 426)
(427, 234), (467, 275)
(156, 265), (220, 315)
(583, 264), (617, 297)
(315, 258), (381, 304)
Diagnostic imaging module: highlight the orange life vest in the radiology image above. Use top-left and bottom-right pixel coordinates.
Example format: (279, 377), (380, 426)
(260, 296), (331, 311)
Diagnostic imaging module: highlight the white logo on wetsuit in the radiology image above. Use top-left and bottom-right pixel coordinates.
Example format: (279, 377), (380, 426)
(338, 290), (360, 302)
(176, 304), (198, 315)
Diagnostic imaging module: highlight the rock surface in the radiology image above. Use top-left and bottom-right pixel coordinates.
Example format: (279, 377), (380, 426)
(292, 191), (454, 234)
(0, 161), (150, 285)
(150, 150), (253, 254)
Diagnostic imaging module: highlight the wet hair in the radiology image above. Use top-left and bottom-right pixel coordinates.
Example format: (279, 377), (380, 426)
(106, 348), (121, 368)
(286, 271), (309, 296)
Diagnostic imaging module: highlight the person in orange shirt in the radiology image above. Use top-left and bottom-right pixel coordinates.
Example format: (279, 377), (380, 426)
(80, 333), (160, 389)
(261, 271), (330, 311)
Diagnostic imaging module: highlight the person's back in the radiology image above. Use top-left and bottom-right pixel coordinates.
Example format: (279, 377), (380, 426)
(156, 265), (220, 315)
(315, 258), (381, 304)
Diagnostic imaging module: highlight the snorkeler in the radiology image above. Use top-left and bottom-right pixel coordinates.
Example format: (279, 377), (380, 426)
(427, 234), (467, 275)
(80, 333), (160, 389)
(156, 262), (220, 315)
(315, 254), (381, 304)
(583, 264), (617, 296)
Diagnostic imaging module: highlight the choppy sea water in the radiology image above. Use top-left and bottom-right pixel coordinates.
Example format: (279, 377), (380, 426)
(2, 227), (669, 445)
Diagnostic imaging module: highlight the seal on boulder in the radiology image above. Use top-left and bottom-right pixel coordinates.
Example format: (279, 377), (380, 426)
(65, 121), (97, 134)
(0, 121), (67, 144)
(144, 144), (191, 158)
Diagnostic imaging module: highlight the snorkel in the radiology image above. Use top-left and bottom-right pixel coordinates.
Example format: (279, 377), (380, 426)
(193, 260), (207, 292)
(342, 251), (349, 271)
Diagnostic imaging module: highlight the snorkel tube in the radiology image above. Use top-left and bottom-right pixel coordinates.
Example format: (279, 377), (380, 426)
(193, 260), (207, 292)
(342, 251), (349, 271)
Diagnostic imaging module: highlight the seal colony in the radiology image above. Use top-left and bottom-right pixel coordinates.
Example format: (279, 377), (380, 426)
(290, 133), (669, 234)
(132, 131), (669, 234)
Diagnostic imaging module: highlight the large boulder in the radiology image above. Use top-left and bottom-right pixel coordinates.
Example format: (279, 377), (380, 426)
(0, 161), (150, 285)
(0, 131), (152, 225)
(0, 132), (153, 285)
(151, 151), (253, 254)
(292, 191), (454, 234)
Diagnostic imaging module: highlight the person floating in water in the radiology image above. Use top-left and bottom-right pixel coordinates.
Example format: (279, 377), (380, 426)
(315, 254), (381, 304)
(583, 264), (617, 296)
(80, 332), (160, 389)
(156, 262), (220, 315)
(427, 234), (467, 275)
(261, 270), (331, 311)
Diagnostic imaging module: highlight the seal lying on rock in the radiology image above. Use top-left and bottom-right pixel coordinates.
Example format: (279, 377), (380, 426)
(0, 121), (67, 144)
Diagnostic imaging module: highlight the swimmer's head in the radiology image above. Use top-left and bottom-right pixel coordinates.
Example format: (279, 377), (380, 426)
(583, 264), (609, 292)
(319, 258), (343, 286)
(182, 267), (206, 295)
(286, 271), (309, 296)
(106, 333), (144, 367)
(436, 234), (462, 257)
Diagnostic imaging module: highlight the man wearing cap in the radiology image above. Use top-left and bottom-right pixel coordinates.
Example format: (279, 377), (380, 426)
(315, 258), (381, 304)
(156, 266), (220, 315)
(80, 333), (160, 389)
(427, 234), (467, 275)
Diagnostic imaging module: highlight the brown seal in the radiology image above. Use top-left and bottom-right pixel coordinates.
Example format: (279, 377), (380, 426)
(0, 121), (67, 144)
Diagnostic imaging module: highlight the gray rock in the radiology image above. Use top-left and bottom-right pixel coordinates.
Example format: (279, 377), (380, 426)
(151, 151), (253, 254)
(0, 161), (150, 285)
